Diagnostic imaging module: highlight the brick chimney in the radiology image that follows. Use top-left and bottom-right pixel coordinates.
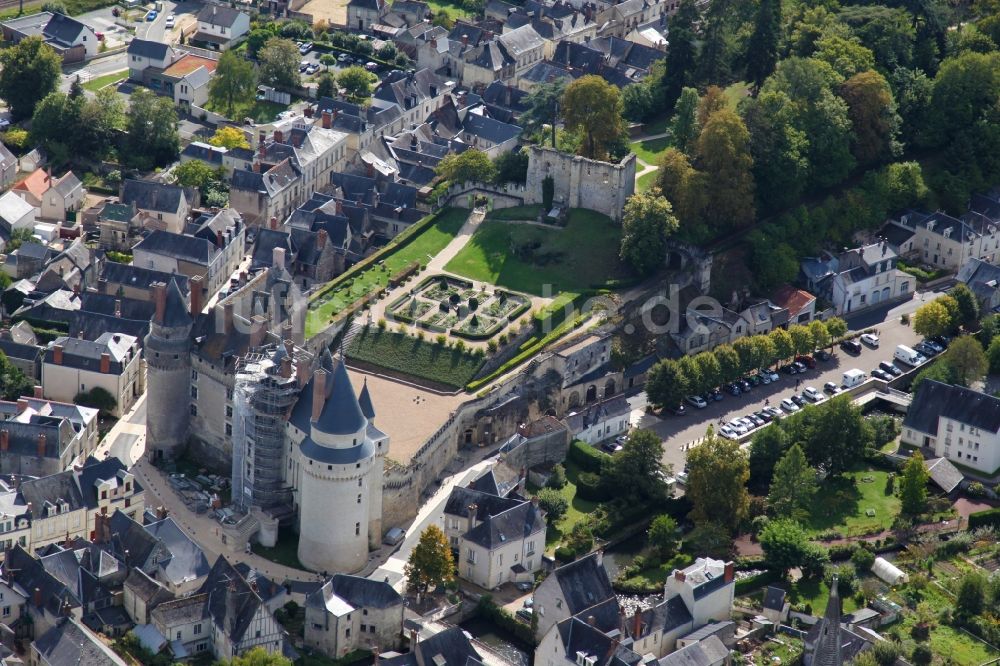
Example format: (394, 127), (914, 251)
(270, 216), (278, 230)
(36, 433), (46, 458)
(215, 229), (224, 248)
(311, 369), (328, 421)
(250, 315), (267, 348)
(223, 303), (234, 335)
(0, 430), (8, 453)
(33, 587), (41, 608)
(321, 111), (332, 129)
(280, 356), (292, 378)
(33, 386), (43, 399)
(53, 344), (63, 365)
(274, 130), (284, 144)
(190, 275), (204, 318)
(335, 199), (343, 215)
(632, 610), (642, 637)
(156, 506), (167, 521)
(674, 569), (686, 583)
(252, 162), (261, 173)
(304, 106), (314, 118)
(272, 246), (286, 271)
(114, 299), (122, 318)
(100, 352), (110, 374)
(316, 229), (328, 250)
(724, 561), (734, 583)
(297, 355), (311, 388)
(153, 282), (167, 324)
(72, 283), (80, 297)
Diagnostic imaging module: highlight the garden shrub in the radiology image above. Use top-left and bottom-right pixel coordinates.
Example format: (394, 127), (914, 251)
(968, 507), (1000, 529)
(567, 440), (610, 473)
(575, 471), (611, 502)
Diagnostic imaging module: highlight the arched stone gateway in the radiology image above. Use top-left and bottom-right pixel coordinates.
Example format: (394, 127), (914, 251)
(568, 391), (581, 409)
(604, 378), (616, 397)
(585, 385), (597, 403)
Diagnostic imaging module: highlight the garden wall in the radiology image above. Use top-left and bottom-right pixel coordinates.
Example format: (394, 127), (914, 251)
(499, 427), (570, 472)
(437, 181), (527, 211)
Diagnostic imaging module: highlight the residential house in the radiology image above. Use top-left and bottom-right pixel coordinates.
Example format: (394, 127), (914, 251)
(382, 626), (485, 666)
(533, 552), (616, 640)
(457, 112), (522, 158)
(13, 169), (85, 222)
(41, 332), (143, 417)
(0, 144), (17, 191)
(131, 208), (246, 300)
(0, 396), (100, 465)
(1, 544), (82, 637)
(442, 485), (545, 589)
(153, 54), (218, 109)
(230, 159), (302, 227)
(888, 207), (1000, 271)
(39, 543), (125, 631)
(0, 191), (37, 239)
(1, 12), (98, 62)
(123, 568), (174, 625)
(497, 24), (546, 81)
(957, 257), (1000, 312)
(102, 510), (209, 596)
(801, 242), (912, 315)
(181, 141), (254, 179)
(0, 340), (43, 379)
(121, 179), (196, 233)
(190, 6), (250, 50)
(98, 262), (190, 303)
(657, 636), (730, 666)
(144, 516), (212, 595)
(761, 587), (789, 625)
(33, 240), (99, 295)
(31, 617), (128, 666)
(328, 172), (423, 238)
(2, 241), (52, 280)
(20, 148), (47, 174)
(348, 0), (388, 31)
(769, 285), (816, 325)
(901, 380), (1000, 476)
(564, 395), (630, 445)
(126, 38), (178, 83)
(303, 575), (405, 658)
(95, 202), (140, 252)
(536, 606), (643, 666)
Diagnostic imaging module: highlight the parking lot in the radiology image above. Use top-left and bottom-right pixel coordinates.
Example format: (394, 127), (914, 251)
(626, 294), (931, 473)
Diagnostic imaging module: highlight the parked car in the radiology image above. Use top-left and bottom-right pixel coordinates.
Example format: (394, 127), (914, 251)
(299, 42), (313, 54)
(748, 374), (762, 386)
(165, 13), (175, 27)
(758, 372), (771, 385)
(756, 410), (773, 423)
(924, 339), (944, 353)
(383, 527), (404, 546)
(914, 341), (937, 357)
(719, 425), (738, 440)
(516, 608), (533, 622)
(728, 420), (748, 435)
(764, 369), (780, 382)
(665, 404), (686, 416)
(790, 394), (806, 407)
(782, 364), (800, 375)
(745, 413), (765, 427)
(930, 335), (950, 349)
(824, 381), (839, 394)
(794, 354), (816, 369)
(792, 361), (807, 373)
(860, 333), (880, 348)
(879, 361), (902, 376)
(726, 383), (741, 396)
(365, 61), (379, 71)
(686, 395), (708, 409)
(337, 53), (351, 62)
(840, 339), (863, 355)
(763, 406), (783, 419)
(146, 9), (157, 20)
(780, 398), (801, 413)
(871, 368), (893, 381)
(803, 386), (822, 402)
(710, 389), (723, 402)
(299, 60), (311, 72)
(305, 64), (318, 75)
(0, 118), (10, 130)
(601, 440), (623, 453)
(738, 379), (752, 392)
(816, 350), (832, 362)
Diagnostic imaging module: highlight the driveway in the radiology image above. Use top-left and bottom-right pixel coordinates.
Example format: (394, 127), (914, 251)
(630, 294), (928, 473)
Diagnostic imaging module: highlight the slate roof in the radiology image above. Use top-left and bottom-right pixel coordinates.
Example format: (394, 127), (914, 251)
(464, 499), (544, 549)
(78, 456), (142, 510)
(127, 38), (172, 60)
(146, 517), (212, 586)
(763, 586), (786, 612)
(121, 179), (189, 215)
(924, 456), (964, 494)
(444, 486), (522, 520)
(101, 262), (190, 295)
(19, 470), (86, 515)
(200, 555), (267, 644)
(134, 229), (217, 265)
(307, 574), (403, 616)
(313, 356), (367, 436)
(383, 626), (482, 666)
(556, 616), (643, 666)
(107, 510), (161, 566)
(462, 112), (521, 145)
(0, 190), (34, 226)
(33, 618), (126, 666)
(3, 544), (81, 618)
(358, 379), (376, 419)
(125, 567), (174, 607)
(655, 635), (728, 666)
(197, 4), (245, 27)
(44, 332), (137, 374)
(905, 380), (1000, 435)
(43, 13), (89, 46)
(552, 552), (615, 616)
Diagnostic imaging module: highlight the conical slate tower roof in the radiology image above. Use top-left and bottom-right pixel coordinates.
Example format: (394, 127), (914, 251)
(312, 356), (367, 436)
(812, 575), (844, 666)
(358, 378), (375, 420)
(160, 278), (192, 327)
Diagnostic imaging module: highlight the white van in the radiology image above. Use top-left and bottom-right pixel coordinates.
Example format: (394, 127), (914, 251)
(842, 368), (866, 389)
(894, 344), (925, 366)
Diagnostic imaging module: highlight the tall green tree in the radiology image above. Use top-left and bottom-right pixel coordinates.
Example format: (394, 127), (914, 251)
(522, 78), (566, 146)
(126, 88), (180, 169)
(899, 451), (928, 515)
(913, 299), (953, 338)
(692, 109), (756, 233)
(740, 90), (810, 211)
(648, 515), (679, 558)
(209, 50), (256, 117)
(662, 0), (699, 107)
(809, 319), (831, 351)
(0, 351), (33, 401)
(746, 0), (782, 94)
(605, 429), (669, 502)
(768, 444), (817, 520)
(620, 188), (678, 275)
(769, 328), (794, 363)
(947, 335), (988, 386)
(404, 524), (455, 595)
(840, 70), (901, 166)
(0, 37), (61, 121)
(696, 0), (732, 85)
(715, 344), (741, 382)
(258, 37), (301, 88)
(749, 425), (790, 492)
(561, 75), (626, 159)
(815, 35), (876, 78)
(338, 66), (378, 103)
(759, 519), (827, 576)
(788, 324), (814, 356)
(950, 283), (981, 329)
(435, 149), (495, 183)
(686, 430), (750, 532)
(646, 359), (690, 409)
(804, 395), (872, 475)
(671, 87), (701, 155)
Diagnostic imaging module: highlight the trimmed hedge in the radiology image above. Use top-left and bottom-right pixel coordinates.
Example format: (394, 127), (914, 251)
(968, 507), (1000, 529)
(734, 569), (782, 595)
(477, 596), (537, 647)
(568, 440), (610, 473)
(575, 471), (611, 502)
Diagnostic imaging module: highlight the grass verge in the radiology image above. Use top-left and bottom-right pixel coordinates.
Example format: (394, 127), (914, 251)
(204, 98), (287, 124)
(630, 135), (670, 164)
(82, 70), (126, 92)
(801, 468), (900, 538)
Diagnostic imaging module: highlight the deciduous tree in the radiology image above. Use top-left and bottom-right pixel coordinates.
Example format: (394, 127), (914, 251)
(258, 37), (301, 89)
(337, 66), (378, 103)
(788, 324), (814, 356)
(839, 70), (901, 166)
(947, 335), (988, 386)
(209, 50), (256, 117)
(218, 646), (293, 666)
(537, 488), (568, 523)
(0, 37), (61, 121)
(759, 519), (825, 575)
(809, 319), (831, 351)
(620, 188), (678, 275)
(0, 351), (33, 401)
(899, 451), (929, 515)
(767, 444), (817, 520)
(605, 429), (668, 502)
(913, 299), (953, 338)
(693, 109), (756, 233)
(670, 87), (700, 155)
(646, 359), (690, 410)
(209, 125), (250, 150)
(950, 283), (981, 329)
(815, 35), (876, 78)
(804, 395), (872, 475)
(126, 89), (179, 169)
(741, 90), (810, 211)
(769, 328), (794, 364)
(435, 149), (496, 184)
(648, 515), (679, 558)
(561, 75), (626, 159)
(686, 430), (750, 532)
(404, 524), (455, 595)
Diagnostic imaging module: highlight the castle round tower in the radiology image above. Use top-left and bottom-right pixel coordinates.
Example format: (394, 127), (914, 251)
(296, 358), (383, 574)
(144, 279), (194, 461)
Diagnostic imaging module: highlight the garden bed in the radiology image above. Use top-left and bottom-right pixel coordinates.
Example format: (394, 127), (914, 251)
(346, 327), (484, 389)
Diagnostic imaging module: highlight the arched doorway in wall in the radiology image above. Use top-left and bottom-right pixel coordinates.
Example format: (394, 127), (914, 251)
(568, 391), (581, 409)
(585, 385), (597, 403)
(604, 378), (616, 398)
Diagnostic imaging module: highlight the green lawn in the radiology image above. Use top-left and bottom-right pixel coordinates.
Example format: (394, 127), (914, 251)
(251, 528), (304, 569)
(306, 208), (469, 337)
(424, 0), (471, 19)
(641, 113), (671, 135)
(617, 553), (694, 591)
(346, 327), (484, 389)
(204, 98), (287, 123)
(487, 205), (543, 221)
(443, 209), (632, 296)
(801, 468), (900, 538)
(722, 81), (750, 109)
(630, 135), (671, 164)
(637, 169), (659, 192)
(82, 70), (126, 92)
(775, 577), (860, 615)
(539, 461), (599, 554)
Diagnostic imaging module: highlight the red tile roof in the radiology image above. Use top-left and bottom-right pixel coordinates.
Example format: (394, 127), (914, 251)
(13, 168), (52, 199)
(770, 284), (816, 316)
(162, 54), (218, 77)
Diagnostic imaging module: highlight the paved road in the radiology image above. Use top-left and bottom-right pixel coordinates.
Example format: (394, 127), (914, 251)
(626, 293), (931, 473)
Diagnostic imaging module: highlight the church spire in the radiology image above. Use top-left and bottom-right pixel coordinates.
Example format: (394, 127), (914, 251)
(813, 575), (844, 666)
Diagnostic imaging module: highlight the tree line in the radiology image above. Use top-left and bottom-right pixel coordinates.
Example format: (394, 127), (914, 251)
(646, 317), (847, 409)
